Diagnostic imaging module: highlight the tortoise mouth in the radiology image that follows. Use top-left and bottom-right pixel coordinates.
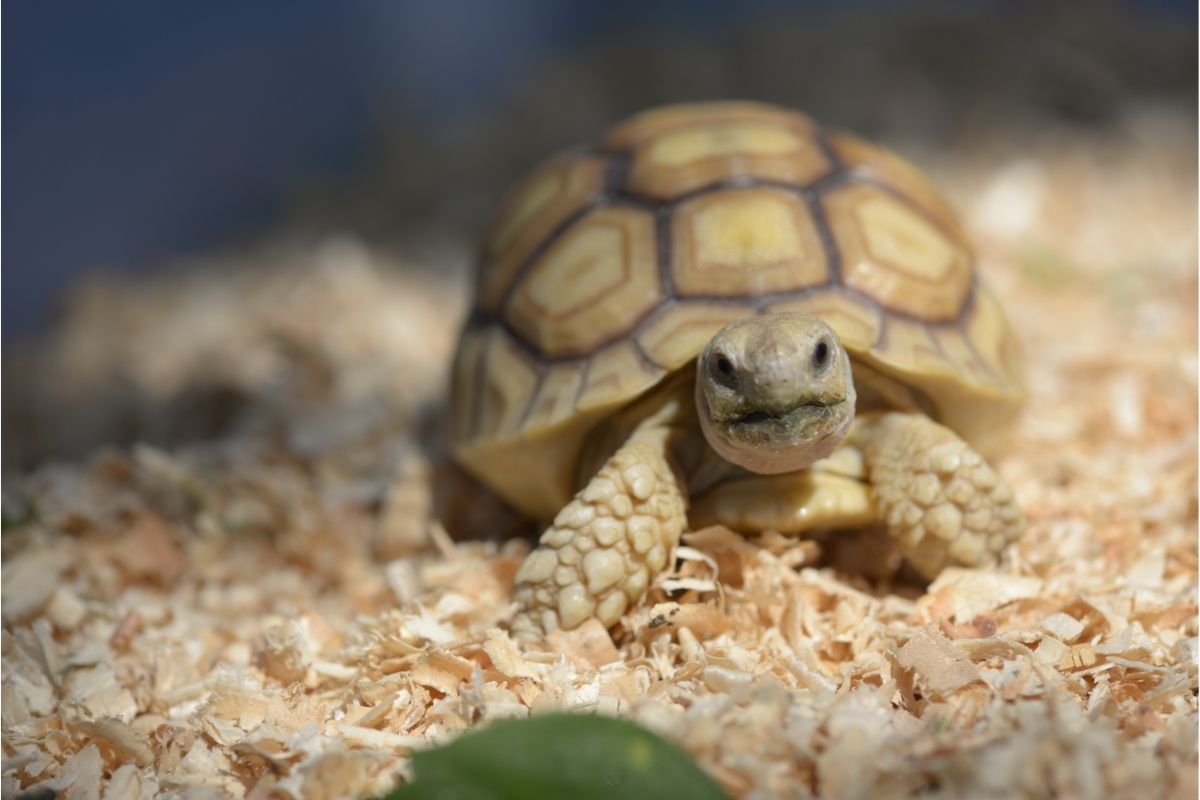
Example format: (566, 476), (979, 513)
(724, 399), (850, 449)
(704, 394), (856, 474)
(729, 400), (838, 429)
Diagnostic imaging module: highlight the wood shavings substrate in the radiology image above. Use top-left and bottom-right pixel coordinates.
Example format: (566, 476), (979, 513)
(3, 116), (1196, 799)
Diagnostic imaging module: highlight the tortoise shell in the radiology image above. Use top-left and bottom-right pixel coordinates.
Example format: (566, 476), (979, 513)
(450, 101), (1023, 519)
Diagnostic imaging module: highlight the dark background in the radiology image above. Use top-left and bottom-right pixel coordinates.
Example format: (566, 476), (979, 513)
(4, 0), (1196, 335)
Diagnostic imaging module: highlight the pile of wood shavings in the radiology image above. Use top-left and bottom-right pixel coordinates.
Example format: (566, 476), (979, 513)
(3, 114), (1197, 799)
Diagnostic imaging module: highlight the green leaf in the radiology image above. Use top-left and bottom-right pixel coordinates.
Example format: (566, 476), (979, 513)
(380, 713), (729, 800)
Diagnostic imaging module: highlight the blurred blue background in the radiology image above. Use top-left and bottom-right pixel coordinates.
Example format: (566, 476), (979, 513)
(4, 0), (1195, 334)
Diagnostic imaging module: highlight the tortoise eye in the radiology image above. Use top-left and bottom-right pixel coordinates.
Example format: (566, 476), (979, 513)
(711, 353), (738, 386)
(813, 340), (830, 371)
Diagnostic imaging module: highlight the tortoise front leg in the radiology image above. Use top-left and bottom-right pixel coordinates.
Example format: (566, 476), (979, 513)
(852, 411), (1025, 578)
(510, 425), (688, 639)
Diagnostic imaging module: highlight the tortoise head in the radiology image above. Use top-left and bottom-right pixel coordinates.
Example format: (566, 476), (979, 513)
(696, 313), (856, 474)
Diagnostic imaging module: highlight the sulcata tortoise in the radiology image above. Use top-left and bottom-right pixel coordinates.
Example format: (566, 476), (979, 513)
(449, 101), (1025, 639)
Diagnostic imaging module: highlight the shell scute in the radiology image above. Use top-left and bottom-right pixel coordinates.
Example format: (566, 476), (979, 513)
(507, 206), (662, 358)
(624, 117), (830, 199)
(823, 182), (972, 322)
(826, 130), (963, 238)
(671, 188), (828, 297)
(478, 154), (608, 311)
(474, 332), (541, 440)
(765, 290), (883, 354)
(576, 341), (664, 412)
(637, 301), (757, 371)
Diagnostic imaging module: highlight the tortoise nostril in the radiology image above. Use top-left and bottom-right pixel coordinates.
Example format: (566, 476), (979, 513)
(710, 352), (739, 387)
(813, 340), (830, 371)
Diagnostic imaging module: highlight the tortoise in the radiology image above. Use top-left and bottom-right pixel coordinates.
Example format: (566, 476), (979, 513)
(449, 101), (1025, 638)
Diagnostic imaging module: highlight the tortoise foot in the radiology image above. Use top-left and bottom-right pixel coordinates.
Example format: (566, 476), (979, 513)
(855, 412), (1025, 579)
(511, 434), (686, 639)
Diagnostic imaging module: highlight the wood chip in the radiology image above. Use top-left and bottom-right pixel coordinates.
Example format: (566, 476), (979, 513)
(1034, 636), (1071, 666)
(1037, 612), (1086, 642)
(2, 547), (73, 623)
(330, 723), (423, 751)
(1060, 643), (1099, 671)
(926, 570), (1044, 624)
(482, 629), (538, 679)
(410, 652), (475, 694)
(102, 764), (145, 800)
(896, 624), (980, 694)
(109, 610), (143, 652)
(73, 718), (155, 767)
(108, 512), (185, 586)
(546, 619), (620, 669)
(45, 588), (88, 630)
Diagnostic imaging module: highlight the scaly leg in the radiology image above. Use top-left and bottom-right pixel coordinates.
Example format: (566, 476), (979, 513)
(510, 425), (688, 639)
(851, 411), (1024, 578)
